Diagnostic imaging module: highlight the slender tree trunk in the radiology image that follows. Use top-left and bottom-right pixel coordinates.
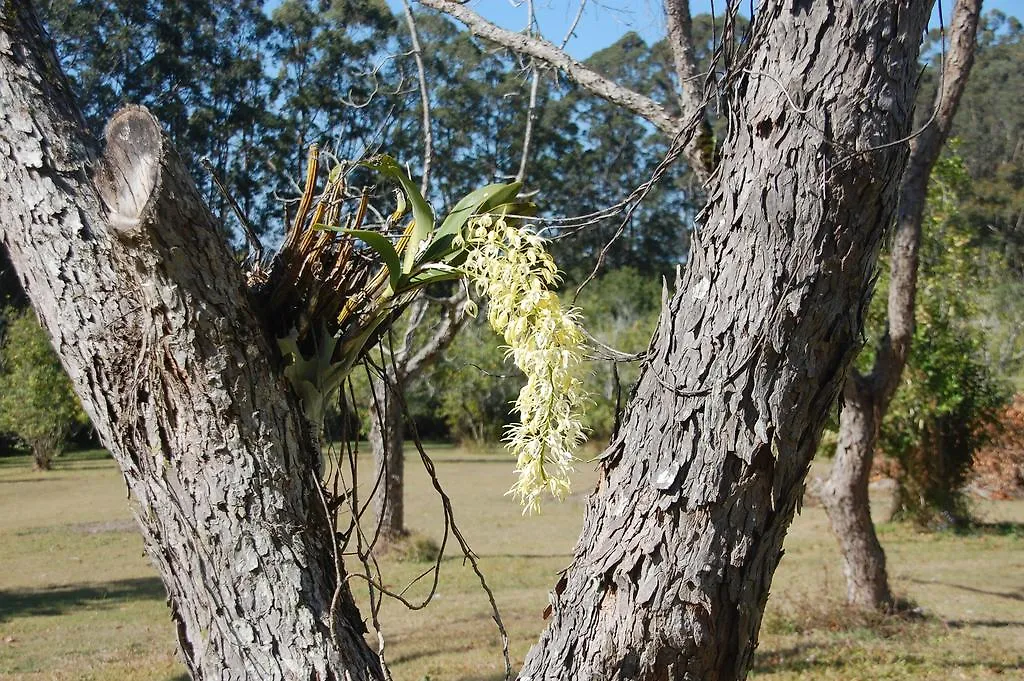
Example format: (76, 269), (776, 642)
(822, 0), (981, 611)
(820, 378), (893, 608)
(369, 374), (407, 542)
(520, 2), (931, 678)
(31, 442), (53, 471)
(367, 294), (463, 544)
(0, 5), (382, 679)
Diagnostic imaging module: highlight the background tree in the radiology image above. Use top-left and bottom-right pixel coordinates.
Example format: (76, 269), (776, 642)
(819, 0), (981, 611)
(0, 308), (88, 469)
(40, 0), (277, 236)
(867, 154), (1010, 525)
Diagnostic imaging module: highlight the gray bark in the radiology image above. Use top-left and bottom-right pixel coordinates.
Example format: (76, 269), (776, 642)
(821, 0), (981, 611)
(520, 2), (932, 679)
(369, 374), (406, 542)
(820, 378), (892, 608)
(0, 4), (381, 679)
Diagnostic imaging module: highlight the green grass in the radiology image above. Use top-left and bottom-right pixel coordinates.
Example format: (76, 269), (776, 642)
(0, 450), (1021, 680)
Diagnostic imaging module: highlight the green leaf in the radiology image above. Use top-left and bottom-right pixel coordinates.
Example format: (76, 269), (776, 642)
(361, 155), (435, 273)
(436, 181), (522, 241)
(399, 266), (463, 290)
(418, 182), (526, 266)
(417, 233), (457, 266)
(342, 228), (402, 292)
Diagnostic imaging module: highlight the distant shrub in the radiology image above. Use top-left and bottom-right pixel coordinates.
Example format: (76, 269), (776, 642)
(0, 308), (88, 470)
(881, 308), (1008, 527)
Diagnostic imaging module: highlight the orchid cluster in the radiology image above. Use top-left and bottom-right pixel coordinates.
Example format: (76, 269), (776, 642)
(458, 215), (588, 514)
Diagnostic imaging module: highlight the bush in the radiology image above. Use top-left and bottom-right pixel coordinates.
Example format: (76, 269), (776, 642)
(869, 153), (1011, 526)
(435, 316), (520, 445)
(881, 308), (1008, 526)
(0, 308), (88, 470)
(572, 268), (661, 442)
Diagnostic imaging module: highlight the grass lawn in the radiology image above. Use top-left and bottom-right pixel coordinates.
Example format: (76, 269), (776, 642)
(0, 447), (1021, 680)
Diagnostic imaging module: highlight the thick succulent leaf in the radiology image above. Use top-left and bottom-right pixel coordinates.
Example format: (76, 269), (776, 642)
(399, 266), (463, 290)
(436, 181), (521, 241)
(341, 228), (402, 292)
(361, 155), (435, 273)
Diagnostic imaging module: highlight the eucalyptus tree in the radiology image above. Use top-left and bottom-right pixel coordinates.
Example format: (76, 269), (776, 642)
(820, 0), (981, 609)
(2, 1), (944, 680)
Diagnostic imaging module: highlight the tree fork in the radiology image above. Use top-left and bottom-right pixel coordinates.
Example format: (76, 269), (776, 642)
(2, 0), (943, 680)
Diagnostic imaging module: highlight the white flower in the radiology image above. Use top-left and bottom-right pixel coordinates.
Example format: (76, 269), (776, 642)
(460, 216), (588, 513)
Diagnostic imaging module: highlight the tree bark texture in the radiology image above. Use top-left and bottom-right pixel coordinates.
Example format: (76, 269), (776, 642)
(369, 374), (406, 542)
(821, 0), (981, 610)
(519, 2), (932, 680)
(0, 4), (382, 680)
(820, 377), (892, 607)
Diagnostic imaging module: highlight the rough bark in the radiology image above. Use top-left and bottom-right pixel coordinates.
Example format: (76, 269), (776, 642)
(519, 2), (932, 679)
(369, 374), (407, 542)
(662, 0), (716, 178)
(821, 0), (981, 611)
(0, 4), (382, 679)
(821, 377), (892, 607)
(2, 0), (951, 679)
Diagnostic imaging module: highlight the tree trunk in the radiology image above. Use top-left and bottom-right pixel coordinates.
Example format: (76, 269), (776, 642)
(367, 293), (464, 544)
(519, 2), (931, 679)
(369, 374), (407, 542)
(31, 441), (53, 471)
(822, 0), (981, 611)
(0, 5), (382, 679)
(820, 378), (892, 608)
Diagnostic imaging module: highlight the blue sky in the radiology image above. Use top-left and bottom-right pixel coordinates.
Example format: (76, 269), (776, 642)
(389, 1), (1023, 59)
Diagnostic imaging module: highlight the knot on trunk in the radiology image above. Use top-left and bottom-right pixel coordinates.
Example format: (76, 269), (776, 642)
(95, 106), (162, 241)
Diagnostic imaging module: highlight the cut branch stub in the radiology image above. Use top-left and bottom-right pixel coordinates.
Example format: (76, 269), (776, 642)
(95, 106), (162, 240)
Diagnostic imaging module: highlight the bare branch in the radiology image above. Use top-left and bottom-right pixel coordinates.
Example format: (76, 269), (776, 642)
(419, 0), (682, 138)
(560, 0), (588, 50)
(394, 293), (432, 362)
(516, 68), (541, 183)
(404, 291), (467, 379)
(515, 0), (541, 184)
(664, 0), (715, 179)
(400, 0), (434, 194)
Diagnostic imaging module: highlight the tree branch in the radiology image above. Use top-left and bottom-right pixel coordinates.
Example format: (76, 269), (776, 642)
(400, 0), (434, 195)
(403, 291), (466, 379)
(419, 0), (682, 139)
(663, 0), (715, 179)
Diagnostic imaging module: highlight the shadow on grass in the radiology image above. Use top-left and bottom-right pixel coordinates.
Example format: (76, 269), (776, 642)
(753, 643), (845, 674)
(906, 577), (1024, 602)
(946, 619), (1024, 628)
(754, 621), (1024, 675)
(454, 673), (508, 681)
(0, 577), (166, 622)
(953, 520), (1024, 537)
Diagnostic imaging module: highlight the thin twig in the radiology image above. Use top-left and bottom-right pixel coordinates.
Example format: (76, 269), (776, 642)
(400, 0), (434, 194)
